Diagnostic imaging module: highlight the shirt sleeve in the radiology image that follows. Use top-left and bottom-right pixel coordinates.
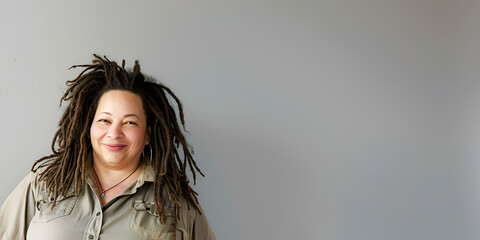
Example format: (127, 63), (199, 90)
(0, 172), (37, 240)
(192, 205), (215, 240)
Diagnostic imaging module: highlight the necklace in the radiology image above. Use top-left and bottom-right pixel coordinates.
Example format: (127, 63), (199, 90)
(92, 163), (141, 198)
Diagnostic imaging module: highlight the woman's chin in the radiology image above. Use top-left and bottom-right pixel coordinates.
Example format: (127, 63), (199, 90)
(95, 155), (135, 169)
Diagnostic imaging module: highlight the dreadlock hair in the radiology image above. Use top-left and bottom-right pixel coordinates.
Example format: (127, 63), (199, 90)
(32, 54), (204, 228)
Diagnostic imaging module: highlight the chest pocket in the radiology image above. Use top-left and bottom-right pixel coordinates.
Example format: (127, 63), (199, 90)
(129, 201), (184, 240)
(32, 189), (78, 223)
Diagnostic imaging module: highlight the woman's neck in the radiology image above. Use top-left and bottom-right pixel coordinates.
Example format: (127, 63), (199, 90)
(91, 159), (143, 206)
(93, 160), (142, 184)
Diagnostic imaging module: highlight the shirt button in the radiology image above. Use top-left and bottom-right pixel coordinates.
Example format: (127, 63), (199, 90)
(89, 235), (94, 239)
(96, 212), (101, 216)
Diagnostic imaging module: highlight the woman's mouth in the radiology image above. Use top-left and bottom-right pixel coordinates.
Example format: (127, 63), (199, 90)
(103, 143), (127, 151)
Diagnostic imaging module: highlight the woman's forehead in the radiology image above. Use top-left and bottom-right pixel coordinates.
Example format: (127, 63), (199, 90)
(95, 90), (145, 117)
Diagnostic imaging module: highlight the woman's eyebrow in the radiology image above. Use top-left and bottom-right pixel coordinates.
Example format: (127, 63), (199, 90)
(98, 112), (140, 119)
(124, 114), (140, 119)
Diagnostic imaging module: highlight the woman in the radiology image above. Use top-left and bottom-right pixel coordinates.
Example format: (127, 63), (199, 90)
(0, 55), (215, 240)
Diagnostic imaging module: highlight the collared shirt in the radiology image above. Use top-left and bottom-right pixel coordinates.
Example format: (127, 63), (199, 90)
(0, 162), (215, 240)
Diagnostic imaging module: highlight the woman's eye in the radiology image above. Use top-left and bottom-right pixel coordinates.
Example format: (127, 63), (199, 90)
(98, 119), (110, 123)
(125, 121), (138, 125)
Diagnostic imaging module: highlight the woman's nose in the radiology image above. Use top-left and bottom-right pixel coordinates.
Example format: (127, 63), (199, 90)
(107, 123), (124, 138)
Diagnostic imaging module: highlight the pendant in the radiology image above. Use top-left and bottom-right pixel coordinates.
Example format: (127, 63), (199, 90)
(100, 192), (105, 198)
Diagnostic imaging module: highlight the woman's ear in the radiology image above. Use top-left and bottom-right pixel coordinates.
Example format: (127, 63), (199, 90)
(146, 126), (151, 145)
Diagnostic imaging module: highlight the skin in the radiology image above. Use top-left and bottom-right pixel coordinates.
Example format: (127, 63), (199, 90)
(90, 90), (150, 204)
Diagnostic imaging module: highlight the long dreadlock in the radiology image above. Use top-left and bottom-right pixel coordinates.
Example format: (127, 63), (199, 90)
(32, 54), (204, 228)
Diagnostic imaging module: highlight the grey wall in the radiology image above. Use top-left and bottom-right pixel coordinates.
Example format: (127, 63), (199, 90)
(1, 0), (479, 239)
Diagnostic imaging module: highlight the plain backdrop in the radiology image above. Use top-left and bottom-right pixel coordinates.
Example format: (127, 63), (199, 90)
(1, 0), (480, 239)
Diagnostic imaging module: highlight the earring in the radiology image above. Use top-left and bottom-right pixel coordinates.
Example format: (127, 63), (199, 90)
(142, 144), (153, 162)
(149, 144), (153, 162)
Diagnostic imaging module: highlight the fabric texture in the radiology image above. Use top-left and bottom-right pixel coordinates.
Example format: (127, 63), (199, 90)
(0, 159), (215, 240)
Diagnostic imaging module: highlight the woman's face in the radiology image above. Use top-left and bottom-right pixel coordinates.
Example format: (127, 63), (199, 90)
(90, 90), (150, 170)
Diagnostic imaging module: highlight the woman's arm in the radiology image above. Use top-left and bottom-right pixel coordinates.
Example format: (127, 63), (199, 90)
(0, 172), (37, 240)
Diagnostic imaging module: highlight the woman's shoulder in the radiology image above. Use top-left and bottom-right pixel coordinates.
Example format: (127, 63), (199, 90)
(14, 169), (46, 201)
(15, 168), (44, 191)
(24, 166), (75, 200)
(29, 166), (49, 189)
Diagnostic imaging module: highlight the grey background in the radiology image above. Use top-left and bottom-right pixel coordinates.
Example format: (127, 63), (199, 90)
(1, 0), (480, 239)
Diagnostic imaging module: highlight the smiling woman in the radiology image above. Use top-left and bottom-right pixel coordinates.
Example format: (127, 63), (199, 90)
(0, 55), (215, 240)
(90, 90), (151, 204)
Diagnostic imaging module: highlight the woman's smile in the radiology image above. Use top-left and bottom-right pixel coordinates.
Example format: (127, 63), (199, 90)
(102, 143), (127, 151)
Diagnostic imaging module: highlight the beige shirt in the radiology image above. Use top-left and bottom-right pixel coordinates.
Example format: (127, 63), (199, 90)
(0, 163), (215, 240)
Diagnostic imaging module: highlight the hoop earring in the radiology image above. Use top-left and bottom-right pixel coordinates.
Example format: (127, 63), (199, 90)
(149, 144), (153, 162)
(142, 144), (153, 162)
